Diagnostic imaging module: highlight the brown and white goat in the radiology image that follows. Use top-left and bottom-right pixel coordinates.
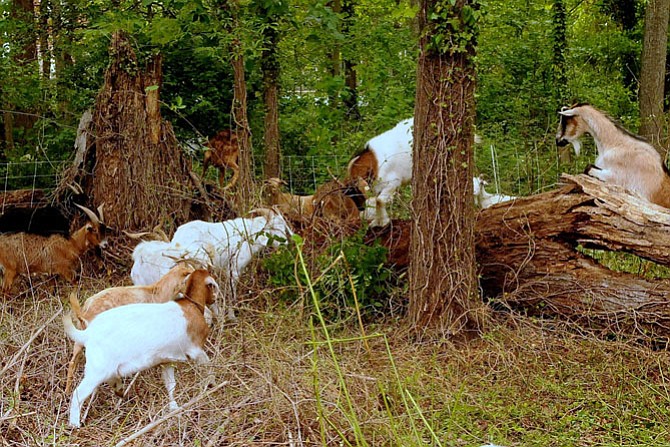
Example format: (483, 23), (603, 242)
(64, 269), (218, 428)
(556, 103), (670, 208)
(202, 129), (240, 189)
(348, 118), (413, 226)
(0, 204), (107, 294)
(263, 177), (316, 216)
(64, 263), (197, 394)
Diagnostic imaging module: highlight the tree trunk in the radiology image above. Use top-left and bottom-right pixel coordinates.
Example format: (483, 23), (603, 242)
(342, 0), (360, 120)
(88, 32), (192, 230)
(262, 23), (281, 180)
(476, 174), (670, 342)
(409, 0), (482, 336)
(639, 0), (670, 156)
(231, 44), (255, 211)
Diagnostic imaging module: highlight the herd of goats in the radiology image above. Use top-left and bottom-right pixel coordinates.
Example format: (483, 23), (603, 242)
(1, 103), (669, 430)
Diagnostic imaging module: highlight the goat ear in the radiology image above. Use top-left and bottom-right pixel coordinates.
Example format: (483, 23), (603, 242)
(558, 108), (578, 117)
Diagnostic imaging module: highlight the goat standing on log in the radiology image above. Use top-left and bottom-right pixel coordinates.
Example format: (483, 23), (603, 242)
(202, 129), (240, 190)
(0, 204), (107, 294)
(556, 103), (670, 208)
(348, 118), (413, 227)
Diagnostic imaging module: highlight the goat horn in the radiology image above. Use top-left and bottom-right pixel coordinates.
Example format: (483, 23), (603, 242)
(96, 203), (105, 223)
(123, 230), (151, 239)
(74, 203), (99, 225)
(153, 226), (170, 242)
(248, 207), (274, 219)
(68, 182), (84, 195)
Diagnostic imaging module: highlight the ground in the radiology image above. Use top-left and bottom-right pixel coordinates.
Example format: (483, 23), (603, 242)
(1, 251), (670, 447)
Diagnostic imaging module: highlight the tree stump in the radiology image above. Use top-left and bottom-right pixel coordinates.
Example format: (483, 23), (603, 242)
(476, 173), (670, 342)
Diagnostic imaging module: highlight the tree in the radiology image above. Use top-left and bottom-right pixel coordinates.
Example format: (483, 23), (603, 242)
(639, 0), (669, 155)
(257, 0), (288, 179)
(408, 0), (484, 336)
(83, 32), (193, 230)
(227, 2), (255, 210)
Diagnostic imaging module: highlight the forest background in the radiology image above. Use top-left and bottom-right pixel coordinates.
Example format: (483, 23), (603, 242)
(0, 0), (657, 195)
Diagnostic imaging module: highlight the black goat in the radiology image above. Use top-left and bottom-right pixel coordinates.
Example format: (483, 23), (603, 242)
(0, 206), (70, 236)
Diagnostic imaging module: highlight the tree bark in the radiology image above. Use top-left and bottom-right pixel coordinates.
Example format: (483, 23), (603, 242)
(639, 0), (670, 156)
(262, 22), (281, 180)
(88, 32), (193, 230)
(342, 0), (360, 120)
(476, 173), (670, 341)
(231, 44), (255, 211)
(409, 0), (482, 336)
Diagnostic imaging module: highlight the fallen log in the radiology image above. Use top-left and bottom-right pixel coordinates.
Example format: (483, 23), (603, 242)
(476, 173), (670, 341)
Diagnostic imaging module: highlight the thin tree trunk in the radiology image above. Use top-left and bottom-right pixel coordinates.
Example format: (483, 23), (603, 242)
(639, 0), (670, 155)
(409, 0), (482, 336)
(231, 44), (255, 211)
(262, 24), (281, 180)
(342, 0), (360, 120)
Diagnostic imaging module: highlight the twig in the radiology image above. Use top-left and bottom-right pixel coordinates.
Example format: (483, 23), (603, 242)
(114, 380), (229, 447)
(0, 308), (62, 378)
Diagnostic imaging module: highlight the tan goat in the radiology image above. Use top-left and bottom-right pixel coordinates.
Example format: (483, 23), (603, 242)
(0, 204), (107, 294)
(263, 177), (316, 216)
(64, 263), (197, 394)
(202, 129), (240, 189)
(556, 103), (670, 208)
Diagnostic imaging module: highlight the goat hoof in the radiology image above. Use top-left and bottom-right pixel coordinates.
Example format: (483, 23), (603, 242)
(584, 163), (601, 175)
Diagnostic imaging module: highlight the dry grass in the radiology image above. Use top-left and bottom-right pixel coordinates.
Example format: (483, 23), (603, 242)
(2, 258), (670, 446)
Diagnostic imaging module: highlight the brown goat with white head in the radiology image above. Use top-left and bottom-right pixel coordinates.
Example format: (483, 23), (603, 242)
(556, 103), (670, 208)
(64, 263), (198, 394)
(202, 129), (240, 189)
(0, 203), (107, 294)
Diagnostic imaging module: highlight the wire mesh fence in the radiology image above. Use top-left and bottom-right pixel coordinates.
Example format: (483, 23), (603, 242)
(279, 154), (349, 194)
(0, 159), (69, 208)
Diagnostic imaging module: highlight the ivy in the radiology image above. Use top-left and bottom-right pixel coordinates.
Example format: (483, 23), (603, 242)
(427, 0), (481, 57)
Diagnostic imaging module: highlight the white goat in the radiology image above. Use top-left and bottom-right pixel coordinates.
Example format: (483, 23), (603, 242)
(64, 269), (217, 428)
(556, 103), (670, 208)
(472, 176), (516, 209)
(130, 209), (293, 318)
(348, 118), (413, 227)
(64, 263), (197, 395)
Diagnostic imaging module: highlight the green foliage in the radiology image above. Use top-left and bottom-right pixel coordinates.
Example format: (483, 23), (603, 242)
(263, 230), (399, 321)
(427, 0), (481, 56)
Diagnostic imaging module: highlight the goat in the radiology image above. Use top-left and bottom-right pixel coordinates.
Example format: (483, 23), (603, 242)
(263, 177), (315, 216)
(556, 103), (670, 208)
(0, 206), (70, 236)
(64, 263), (197, 395)
(64, 269), (217, 428)
(202, 129), (239, 190)
(312, 177), (370, 222)
(0, 204), (107, 294)
(472, 176), (516, 209)
(131, 209), (293, 318)
(348, 117), (413, 227)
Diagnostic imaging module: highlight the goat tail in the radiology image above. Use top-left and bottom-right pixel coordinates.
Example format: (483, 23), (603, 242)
(63, 311), (88, 345)
(68, 291), (83, 320)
